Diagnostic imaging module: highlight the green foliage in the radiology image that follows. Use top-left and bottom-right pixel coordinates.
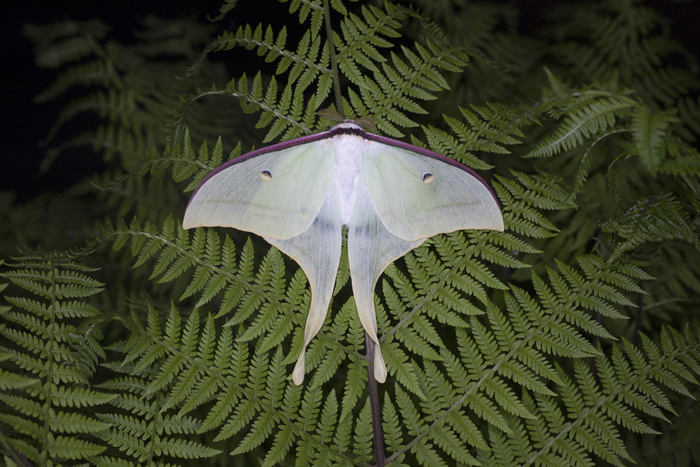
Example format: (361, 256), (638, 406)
(0, 252), (111, 466)
(2, 0), (700, 466)
(93, 304), (223, 465)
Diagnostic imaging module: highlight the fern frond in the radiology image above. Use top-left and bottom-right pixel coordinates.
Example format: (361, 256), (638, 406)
(95, 306), (222, 464)
(388, 275), (696, 467)
(602, 193), (700, 260)
(187, 24), (328, 86)
(493, 171), (571, 240)
(175, 74), (317, 145)
(99, 129), (235, 217)
(16, 1), (700, 465)
(287, 0), (325, 35)
(103, 301), (370, 465)
(547, 1), (700, 108)
(379, 247), (662, 466)
(28, 18), (215, 171)
(514, 328), (700, 466)
(527, 96), (633, 159)
(335, 3), (403, 86)
(631, 105), (678, 174)
(350, 40), (471, 136)
(0, 252), (112, 465)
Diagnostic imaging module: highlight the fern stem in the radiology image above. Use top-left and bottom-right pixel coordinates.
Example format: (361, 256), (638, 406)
(41, 260), (58, 466)
(0, 426), (33, 467)
(366, 332), (386, 467)
(322, 0), (344, 118)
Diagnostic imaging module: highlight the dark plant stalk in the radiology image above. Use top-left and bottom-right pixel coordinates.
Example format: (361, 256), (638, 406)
(366, 332), (386, 467)
(0, 425), (34, 467)
(322, 0), (345, 118)
(323, 2), (382, 462)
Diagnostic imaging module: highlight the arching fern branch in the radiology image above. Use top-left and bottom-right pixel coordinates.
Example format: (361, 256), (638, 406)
(419, 102), (528, 171)
(186, 24), (329, 88)
(104, 215), (310, 331)
(484, 326), (700, 466)
(175, 1), (478, 145)
(0, 251), (113, 466)
(525, 87), (636, 160)
(523, 68), (697, 207)
(333, 2), (477, 136)
(376, 253), (681, 466)
(345, 38), (472, 137)
(547, 0), (700, 108)
(92, 169), (185, 226)
(26, 17), (215, 171)
(93, 303), (222, 465)
(176, 0), (339, 144)
(601, 193), (700, 261)
(90, 129), (238, 228)
(174, 73), (320, 145)
(98, 301), (362, 466)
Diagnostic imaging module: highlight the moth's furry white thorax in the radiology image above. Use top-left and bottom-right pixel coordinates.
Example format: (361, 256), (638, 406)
(331, 131), (367, 225)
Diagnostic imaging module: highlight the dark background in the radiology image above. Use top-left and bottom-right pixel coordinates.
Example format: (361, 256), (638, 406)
(2, 1), (698, 204)
(2, 0), (225, 203)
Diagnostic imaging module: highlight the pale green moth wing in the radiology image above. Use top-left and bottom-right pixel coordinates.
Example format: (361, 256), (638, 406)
(183, 122), (504, 385)
(348, 181), (424, 382)
(349, 134), (503, 382)
(183, 141), (334, 239)
(265, 182), (343, 385)
(183, 129), (344, 386)
(363, 140), (505, 241)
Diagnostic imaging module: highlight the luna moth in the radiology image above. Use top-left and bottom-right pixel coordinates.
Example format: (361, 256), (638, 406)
(183, 121), (504, 384)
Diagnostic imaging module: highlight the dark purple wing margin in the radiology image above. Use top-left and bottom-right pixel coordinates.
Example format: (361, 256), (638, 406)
(186, 128), (337, 210)
(187, 123), (500, 209)
(359, 128), (500, 206)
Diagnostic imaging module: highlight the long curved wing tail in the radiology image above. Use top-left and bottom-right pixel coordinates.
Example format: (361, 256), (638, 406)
(265, 185), (343, 385)
(348, 183), (424, 383)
